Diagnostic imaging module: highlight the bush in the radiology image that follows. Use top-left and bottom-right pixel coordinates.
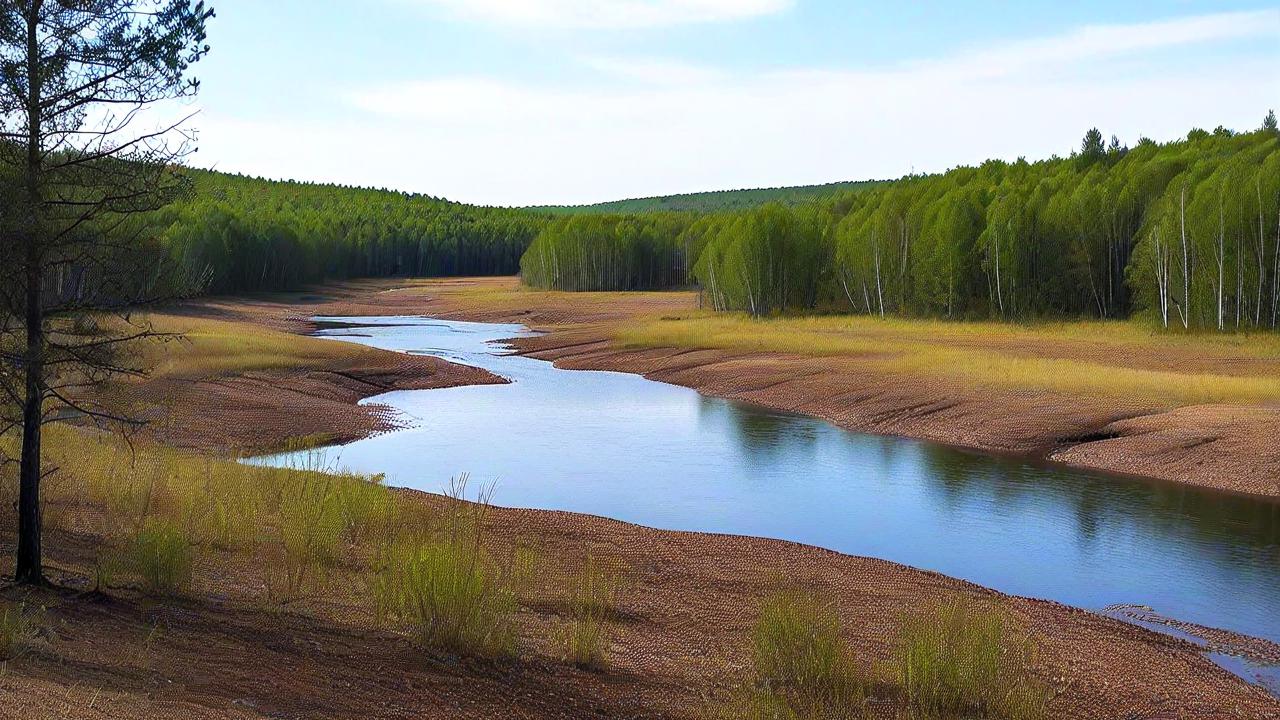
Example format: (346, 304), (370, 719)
(131, 518), (195, 594)
(897, 598), (1048, 720)
(753, 590), (864, 707)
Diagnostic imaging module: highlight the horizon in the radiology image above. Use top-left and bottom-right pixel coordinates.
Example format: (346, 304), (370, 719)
(186, 1), (1280, 207)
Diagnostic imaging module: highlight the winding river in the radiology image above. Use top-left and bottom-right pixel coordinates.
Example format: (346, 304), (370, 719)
(251, 315), (1280, 690)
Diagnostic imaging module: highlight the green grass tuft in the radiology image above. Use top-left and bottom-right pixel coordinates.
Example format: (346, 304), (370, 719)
(752, 589), (864, 711)
(131, 518), (195, 595)
(897, 597), (1048, 720)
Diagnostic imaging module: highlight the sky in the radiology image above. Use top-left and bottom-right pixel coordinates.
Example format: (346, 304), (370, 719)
(184, 1), (1280, 207)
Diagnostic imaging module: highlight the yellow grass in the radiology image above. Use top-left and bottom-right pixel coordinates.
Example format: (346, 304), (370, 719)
(617, 313), (1280, 406)
(139, 314), (379, 379)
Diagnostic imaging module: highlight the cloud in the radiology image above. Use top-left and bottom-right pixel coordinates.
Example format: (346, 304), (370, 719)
(412, 0), (793, 29)
(197, 10), (1280, 206)
(580, 56), (727, 85)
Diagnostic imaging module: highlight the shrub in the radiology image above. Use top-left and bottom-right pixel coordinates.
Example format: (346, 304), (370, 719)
(131, 518), (195, 594)
(897, 598), (1048, 720)
(335, 473), (396, 545)
(276, 475), (344, 597)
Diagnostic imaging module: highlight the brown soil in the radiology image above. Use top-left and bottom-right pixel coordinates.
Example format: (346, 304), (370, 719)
(3, 490), (1277, 720)
(2, 277), (1275, 719)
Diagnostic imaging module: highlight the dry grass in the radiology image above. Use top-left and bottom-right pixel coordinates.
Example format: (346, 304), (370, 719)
(139, 314), (380, 379)
(0, 602), (35, 661)
(617, 313), (1280, 405)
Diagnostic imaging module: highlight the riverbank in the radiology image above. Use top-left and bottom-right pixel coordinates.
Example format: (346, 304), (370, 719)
(2, 277), (1276, 718)
(305, 276), (1279, 499)
(3, 432), (1277, 720)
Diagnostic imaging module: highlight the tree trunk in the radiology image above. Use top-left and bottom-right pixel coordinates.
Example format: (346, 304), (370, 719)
(16, 2), (45, 585)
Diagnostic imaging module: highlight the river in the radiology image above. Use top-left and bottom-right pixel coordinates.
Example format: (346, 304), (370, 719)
(250, 315), (1280, 691)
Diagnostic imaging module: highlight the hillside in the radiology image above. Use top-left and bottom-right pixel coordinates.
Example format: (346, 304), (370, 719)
(532, 179), (883, 214)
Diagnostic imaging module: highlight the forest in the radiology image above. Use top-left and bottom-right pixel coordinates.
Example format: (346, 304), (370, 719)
(522, 121), (1280, 331)
(103, 119), (1280, 334)
(158, 171), (544, 293)
(534, 178), (882, 214)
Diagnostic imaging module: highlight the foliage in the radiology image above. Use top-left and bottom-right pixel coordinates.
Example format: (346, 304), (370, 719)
(897, 598), (1047, 720)
(368, 478), (518, 658)
(526, 125), (1280, 332)
(521, 213), (696, 290)
(159, 171), (545, 293)
(535, 179), (883, 215)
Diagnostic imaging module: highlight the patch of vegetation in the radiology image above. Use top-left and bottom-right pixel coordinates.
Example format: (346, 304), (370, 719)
(897, 598), (1048, 720)
(130, 518), (196, 595)
(0, 602), (36, 661)
(751, 590), (865, 714)
(617, 313), (1280, 405)
(533, 180), (883, 215)
(554, 558), (620, 671)
(557, 616), (609, 671)
(368, 478), (519, 659)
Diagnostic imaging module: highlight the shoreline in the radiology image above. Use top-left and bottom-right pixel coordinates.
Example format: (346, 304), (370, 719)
(37, 277), (1272, 718)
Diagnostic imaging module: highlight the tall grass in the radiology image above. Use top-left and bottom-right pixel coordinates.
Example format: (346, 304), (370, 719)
(0, 602), (34, 661)
(897, 598), (1047, 720)
(130, 518), (195, 595)
(555, 558), (619, 671)
(752, 590), (864, 713)
(368, 476), (518, 659)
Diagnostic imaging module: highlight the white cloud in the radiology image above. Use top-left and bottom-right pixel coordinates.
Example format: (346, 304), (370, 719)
(195, 10), (1280, 206)
(412, 0), (793, 29)
(580, 56), (726, 85)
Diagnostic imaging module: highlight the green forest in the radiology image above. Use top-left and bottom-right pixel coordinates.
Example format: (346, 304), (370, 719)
(522, 122), (1280, 331)
(534, 179), (882, 214)
(132, 119), (1280, 333)
(158, 171), (543, 293)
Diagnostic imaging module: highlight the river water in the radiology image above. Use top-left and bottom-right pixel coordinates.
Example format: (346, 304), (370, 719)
(250, 315), (1280, 690)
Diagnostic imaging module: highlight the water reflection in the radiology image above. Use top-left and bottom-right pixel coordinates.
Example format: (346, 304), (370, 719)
(252, 316), (1280, 657)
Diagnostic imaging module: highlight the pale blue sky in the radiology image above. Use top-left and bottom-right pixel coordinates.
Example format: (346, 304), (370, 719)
(186, 1), (1280, 206)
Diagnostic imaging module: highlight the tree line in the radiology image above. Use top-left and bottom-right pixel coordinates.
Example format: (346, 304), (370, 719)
(525, 120), (1280, 331)
(158, 171), (545, 293)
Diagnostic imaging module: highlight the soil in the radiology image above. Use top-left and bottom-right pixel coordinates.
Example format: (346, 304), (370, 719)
(1, 276), (1276, 719)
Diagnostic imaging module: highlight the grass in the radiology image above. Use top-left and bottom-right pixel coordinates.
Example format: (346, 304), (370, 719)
(557, 617), (608, 671)
(367, 477), (519, 659)
(896, 598), (1048, 720)
(553, 558), (620, 671)
(0, 602), (35, 661)
(130, 518), (195, 595)
(751, 590), (864, 714)
(139, 314), (382, 379)
(617, 312), (1280, 405)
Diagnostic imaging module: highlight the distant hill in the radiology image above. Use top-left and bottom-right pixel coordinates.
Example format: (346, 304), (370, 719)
(532, 179), (884, 214)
